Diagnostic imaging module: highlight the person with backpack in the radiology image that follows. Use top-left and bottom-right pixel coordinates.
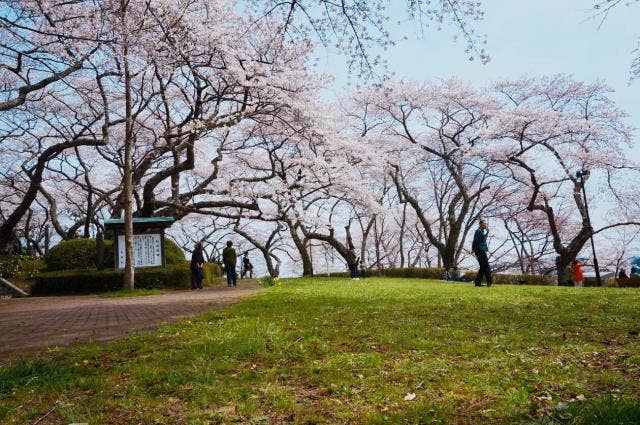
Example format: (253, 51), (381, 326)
(472, 219), (492, 287)
(222, 241), (237, 287)
(190, 242), (205, 290)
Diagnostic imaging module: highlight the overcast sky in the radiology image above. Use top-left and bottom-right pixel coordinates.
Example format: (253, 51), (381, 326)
(321, 0), (640, 161)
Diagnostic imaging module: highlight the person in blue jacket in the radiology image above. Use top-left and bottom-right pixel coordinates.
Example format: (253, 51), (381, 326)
(472, 219), (492, 287)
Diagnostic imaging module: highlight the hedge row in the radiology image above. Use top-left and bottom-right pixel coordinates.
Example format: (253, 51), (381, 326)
(463, 271), (554, 286)
(613, 277), (640, 288)
(319, 267), (555, 285)
(323, 267), (447, 279)
(31, 264), (191, 295)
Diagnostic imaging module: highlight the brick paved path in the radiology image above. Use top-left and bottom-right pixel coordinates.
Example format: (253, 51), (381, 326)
(0, 284), (261, 358)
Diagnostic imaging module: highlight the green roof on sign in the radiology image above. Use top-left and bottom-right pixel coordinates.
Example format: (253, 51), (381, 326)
(104, 216), (175, 225)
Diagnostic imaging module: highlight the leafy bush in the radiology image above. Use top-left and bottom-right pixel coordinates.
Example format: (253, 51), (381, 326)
(44, 239), (110, 271)
(0, 256), (43, 279)
(164, 238), (185, 264)
(14, 257), (46, 280)
(260, 275), (281, 287)
(202, 262), (223, 286)
(31, 264), (190, 295)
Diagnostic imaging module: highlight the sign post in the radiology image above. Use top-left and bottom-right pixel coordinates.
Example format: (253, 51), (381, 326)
(104, 217), (175, 270)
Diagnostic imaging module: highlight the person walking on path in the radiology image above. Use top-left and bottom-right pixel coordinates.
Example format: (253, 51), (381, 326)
(241, 252), (253, 279)
(571, 259), (584, 287)
(190, 242), (205, 290)
(472, 219), (492, 287)
(223, 241), (238, 287)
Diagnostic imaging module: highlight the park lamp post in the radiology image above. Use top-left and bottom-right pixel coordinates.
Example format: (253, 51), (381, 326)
(576, 169), (602, 287)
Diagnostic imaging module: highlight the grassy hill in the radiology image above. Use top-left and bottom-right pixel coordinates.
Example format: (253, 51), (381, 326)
(1, 277), (639, 424)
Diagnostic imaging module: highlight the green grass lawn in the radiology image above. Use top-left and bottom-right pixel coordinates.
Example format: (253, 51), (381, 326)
(1, 278), (639, 424)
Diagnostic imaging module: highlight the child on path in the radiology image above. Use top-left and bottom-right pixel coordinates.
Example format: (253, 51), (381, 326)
(571, 259), (584, 287)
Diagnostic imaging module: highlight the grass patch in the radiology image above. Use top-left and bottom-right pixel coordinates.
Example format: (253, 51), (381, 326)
(1, 277), (639, 423)
(99, 288), (165, 298)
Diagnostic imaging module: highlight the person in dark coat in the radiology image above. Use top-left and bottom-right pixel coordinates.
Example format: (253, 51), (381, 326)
(222, 241), (237, 287)
(472, 219), (492, 287)
(241, 252), (253, 279)
(190, 242), (205, 290)
(347, 246), (359, 280)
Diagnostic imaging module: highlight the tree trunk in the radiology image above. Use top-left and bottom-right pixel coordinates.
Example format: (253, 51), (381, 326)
(265, 254), (280, 278)
(555, 255), (571, 286)
(289, 222), (313, 276)
(121, 8), (135, 290)
(360, 217), (375, 264)
(399, 204), (406, 268)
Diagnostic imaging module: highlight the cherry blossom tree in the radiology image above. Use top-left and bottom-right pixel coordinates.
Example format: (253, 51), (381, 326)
(252, 0), (489, 78)
(483, 74), (639, 284)
(349, 78), (515, 270)
(0, 0), (112, 254)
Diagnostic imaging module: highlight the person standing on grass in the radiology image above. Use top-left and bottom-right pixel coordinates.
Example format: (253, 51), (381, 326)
(223, 241), (237, 287)
(359, 258), (367, 279)
(571, 259), (584, 287)
(347, 246), (359, 280)
(190, 242), (205, 290)
(472, 219), (492, 287)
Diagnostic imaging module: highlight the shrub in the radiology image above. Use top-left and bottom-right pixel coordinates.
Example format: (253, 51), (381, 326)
(317, 267), (556, 286)
(383, 267), (446, 279)
(134, 264), (190, 289)
(0, 256), (43, 279)
(14, 257), (46, 280)
(32, 269), (121, 295)
(202, 262), (223, 286)
(164, 238), (185, 264)
(463, 271), (555, 285)
(44, 239), (101, 271)
(31, 264), (190, 295)
(320, 267), (446, 279)
(260, 275), (280, 287)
